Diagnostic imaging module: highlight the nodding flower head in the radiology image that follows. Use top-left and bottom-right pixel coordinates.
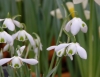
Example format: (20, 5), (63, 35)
(47, 43), (69, 57)
(65, 17), (88, 35)
(47, 42), (87, 60)
(12, 30), (36, 48)
(66, 42), (87, 60)
(0, 31), (13, 45)
(0, 56), (38, 68)
(0, 18), (22, 31)
(33, 33), (42, 54)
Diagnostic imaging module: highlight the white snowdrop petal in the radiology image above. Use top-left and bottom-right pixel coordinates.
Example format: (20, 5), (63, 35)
(66, 2), (74, 9)
(73, 0), (84, 4)
(56, 48), (65, 57)
(18, 30), (26, 41)
(0, 58), (13, 65)
(24, 31), (36, 48)
(47, 46), (56, 51)
(3, 18), (15, 31)
(0, 19), (4, 21)
(3, 44), (9, 51)
(12, 31), (19, 40)
(82, 0), (88, 9)
(68, 55), (73, 60)
(94, 0), (100, 6)
(80, 21), (88, 33)
(67, 43), (77, 55)
(40, 43), (42, 51)
(71, 18), (81, 35)
(50, 8), (63, 19)
(65, 20), (72, 32)
(19, 46), (25, 52)
(34, 47), (38, 54)
(55, 43), (69, 51)
(84, 10), (90, 20)
(17, 46), (25, 56)
(20, 58), (38, 65)
(4, 31), (13, 45)
(11, 57), (22, 68)
(13, 20), (21, 28)
(76, 45), (87, 59)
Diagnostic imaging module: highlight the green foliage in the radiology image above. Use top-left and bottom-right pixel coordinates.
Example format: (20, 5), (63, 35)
(0, 0), (100, 77)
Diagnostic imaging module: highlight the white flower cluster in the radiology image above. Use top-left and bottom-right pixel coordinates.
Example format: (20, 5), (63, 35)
(47, 42), (87, 60)
(47, 17), (87, 60)
(0, 14), (42, 68)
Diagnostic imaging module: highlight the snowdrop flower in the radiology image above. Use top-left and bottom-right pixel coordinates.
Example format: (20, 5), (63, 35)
(12, 30), (36, 48)
(0, 56), (38, 68)
(94, 0), (100, 6)
(0, 31), (13, 45)
(3, 44), (14, 56)
(33, 33), (42, 54)
(66, 42), (87, 60)
(0, 17), (22, 31)
(17, 46), (25, 56)
(65, 17), (88, 35)
(47, 43), (69, 57)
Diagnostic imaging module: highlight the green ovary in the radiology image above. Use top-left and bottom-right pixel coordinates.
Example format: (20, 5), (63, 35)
(82, 23), (85, 27)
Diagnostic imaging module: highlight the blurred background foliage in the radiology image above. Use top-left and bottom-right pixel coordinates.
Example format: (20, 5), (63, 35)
(0, 0), (100, 77)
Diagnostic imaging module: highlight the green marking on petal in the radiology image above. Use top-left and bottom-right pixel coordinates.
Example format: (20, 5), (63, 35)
(2, 24), (7, 28)
(14, 64), (19, 68)
(58, 51), (61, 55)
(20, 36), (24, 41)
(1, 38), (5, 43)
(68, 50), (73, 54)
(82, 23), (85, 27)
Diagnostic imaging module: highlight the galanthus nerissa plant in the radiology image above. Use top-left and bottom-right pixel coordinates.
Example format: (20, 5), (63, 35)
(0, 13), (42, 77)
(0, 12), (88, 77)
(46, 16), (88, 77)
(0, 13), (22, 31)
(0, 0), (100, 77)
(0, 46), (38, 68)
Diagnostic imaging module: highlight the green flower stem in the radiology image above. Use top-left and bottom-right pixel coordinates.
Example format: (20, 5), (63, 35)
(19, 67), (23, 77)
(25, 44), (30, 58)
(0, 66), (4, 77)
(95, 60), (100, 77)
(35, 50), (41, 77)
(15, 70), (20, 77)
(48, 19), (67, 73)
(88, 0), (94, 77)
(0, 27), (3, 32)
(73, 36), (76, 43)
(52, 57), (62, 77)
(63, 29), (70, 43)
